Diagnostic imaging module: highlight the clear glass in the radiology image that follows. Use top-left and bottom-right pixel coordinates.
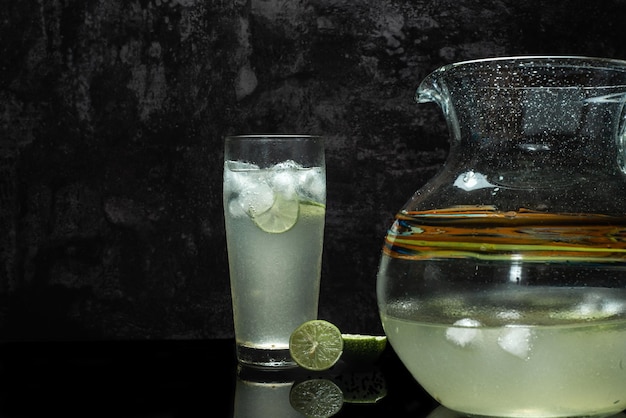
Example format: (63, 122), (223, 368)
(377, 57), (626, 417)
(224, 134), (326, 368)
(233, 367), (300, 418)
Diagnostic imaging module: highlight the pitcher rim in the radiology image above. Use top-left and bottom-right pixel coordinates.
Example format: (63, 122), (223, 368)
(417, 55), (626, 104)
(438, 55), (626, 72)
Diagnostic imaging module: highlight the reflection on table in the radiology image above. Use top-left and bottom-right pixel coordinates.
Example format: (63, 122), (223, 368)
(234, 363), (388, 418)
(0, 338), (438, 417)
(235, 374), (301, 418)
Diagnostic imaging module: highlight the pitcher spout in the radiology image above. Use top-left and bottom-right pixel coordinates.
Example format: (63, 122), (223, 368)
(414, 56), (626, 179)
(415, 68), (461, 142)
(415, 71), (445, 105)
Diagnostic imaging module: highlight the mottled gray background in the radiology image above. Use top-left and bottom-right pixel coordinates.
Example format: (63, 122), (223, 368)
(2, 0), (626, 340)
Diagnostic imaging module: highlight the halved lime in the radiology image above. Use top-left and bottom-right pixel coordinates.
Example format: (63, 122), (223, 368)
(251, 193), (299, 233)
(289, 378), (344, 417)
(289, 320), (344, 371)
(341, 334), (387, 364)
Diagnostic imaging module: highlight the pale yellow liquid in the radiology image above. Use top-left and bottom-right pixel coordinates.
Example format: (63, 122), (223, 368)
(225, 202), (325, 353)
(381, 290), (626, 417)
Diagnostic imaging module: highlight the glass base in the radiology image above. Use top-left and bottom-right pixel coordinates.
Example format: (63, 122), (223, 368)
(236, 345), (298, 369)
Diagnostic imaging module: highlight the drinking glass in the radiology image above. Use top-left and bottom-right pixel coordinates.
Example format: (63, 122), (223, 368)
(223, 134), (326, 368)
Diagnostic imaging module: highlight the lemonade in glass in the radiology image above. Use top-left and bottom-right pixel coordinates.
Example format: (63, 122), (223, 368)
(223, 135), (325, 368)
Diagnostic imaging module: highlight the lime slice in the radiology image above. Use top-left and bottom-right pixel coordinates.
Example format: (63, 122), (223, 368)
(289, 378), (344, 417)
(341, 334), (387, 364)
(289, 320), (344, 371)
(251, 193), (299, 233)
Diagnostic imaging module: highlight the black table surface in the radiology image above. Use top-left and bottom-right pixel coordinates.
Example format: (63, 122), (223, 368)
(0, 338), (441, 417)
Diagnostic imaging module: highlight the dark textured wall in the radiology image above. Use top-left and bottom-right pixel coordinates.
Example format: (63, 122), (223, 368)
(2, 0), (626, 340)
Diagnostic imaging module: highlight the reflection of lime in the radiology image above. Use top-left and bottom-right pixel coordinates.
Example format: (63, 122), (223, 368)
(251, 193), (299, 233)
(289, 320), (344, 371)
(341, 334), (387, 364)
(289, 379), (344, 418)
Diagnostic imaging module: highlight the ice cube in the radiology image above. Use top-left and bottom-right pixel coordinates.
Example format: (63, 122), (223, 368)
(238, 182), (275, 216)
(272, 160), (301, 171)
(228, 198), (247, 218)
(498, 326), (532, 359)
(446, 318), (482, 347)
(297, 167), (326, 203)
(269, 169), (298, 200)
(223, 161), (260, 195)
(226, 160), (260, 171)
(269, 160), (302, 199)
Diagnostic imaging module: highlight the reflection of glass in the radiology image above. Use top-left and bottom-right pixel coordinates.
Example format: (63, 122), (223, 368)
(377, 56), (626, 417)
(223, 135), (326, 368)
(233, 366), (344, 418)
(233, 367), (300, 418)
(427, 406), (626, 418)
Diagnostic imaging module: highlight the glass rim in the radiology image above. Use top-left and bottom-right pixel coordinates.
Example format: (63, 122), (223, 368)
(225, 134), (322, 140)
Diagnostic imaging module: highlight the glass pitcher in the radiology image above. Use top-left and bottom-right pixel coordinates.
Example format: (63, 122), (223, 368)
(376, 56), (626, 417)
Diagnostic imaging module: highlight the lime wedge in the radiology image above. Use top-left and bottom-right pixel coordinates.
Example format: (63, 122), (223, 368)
(251, 193), (299, 233)
(289, 379), (344, 417)
(289, 320), (344, 371)
(341, 334), (387, 364)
